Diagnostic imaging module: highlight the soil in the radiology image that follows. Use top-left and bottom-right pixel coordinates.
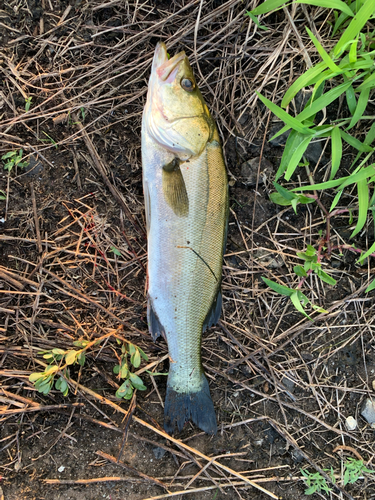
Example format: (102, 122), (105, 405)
(1, 1), (375, 500)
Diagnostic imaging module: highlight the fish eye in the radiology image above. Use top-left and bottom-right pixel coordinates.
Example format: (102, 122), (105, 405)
(181, 78), (194, 92)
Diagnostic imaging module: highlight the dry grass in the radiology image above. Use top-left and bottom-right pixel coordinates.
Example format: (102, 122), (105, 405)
(1, 1), (375, 499)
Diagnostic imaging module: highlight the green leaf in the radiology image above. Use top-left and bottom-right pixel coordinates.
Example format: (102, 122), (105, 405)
(290, 291), (312, 319)
(1, 151), (16, 160)
(131, 350), (141, 368)
(250, 0), (354, 17)
(273, 182), (297, 201)
(351, 177), (368, 237)
(317, 269), (337, 286)
(52, 348), (66, 355)
(348, 87), (370, 129)
(270, 192), (293, 206)
(294, 265), (308, 277)
(128, 343), (136, 355)
(358, 241), (375, 264)
(111, 246), (122, 256)
(116, 379), (133, 399)
(137, 346), (148, 361)
(275, 130), (309, 180)
(65, 350), (77, 365)
(285, 136), (313, 180)
(256, 92), (313, 135)
(293, 165), (375, 191)
(306, 27), (341, 73)
(44, 365), (59, 376)
(276, 80), (353, 140)
(77, 352), (86, 366)
(281, 62), (327, 107)
(129, 372), (147, 391)
(330, 189), (343, 211)
(334, 0), (375, 56)
(113, 365), (120, 375)
(330, 127), (342, 179)
(262, 277), (294, 296)
(245, 11), (269, 30)
(346, 84), (357, 115)
(119, 362), (129, 379)
(29, 372), (44, 382)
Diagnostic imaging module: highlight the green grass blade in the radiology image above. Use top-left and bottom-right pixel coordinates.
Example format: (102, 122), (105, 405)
(285, 136), (314, 180)
(351, 177), (368, 237)
(275, 80), (352, 139)
(358, 241), (375, 264)
(250, 0), (290, 15)
(331, 127), (342, 179)
(299, 0), (354, 16)
(345, 84), (357, 114)
(348, 87), (370, 129)
(330, 189), (344, 211)
(341, 130), (374, 152)
(290, 291), (312, 319)
(257, 92), (313, 135)
(365, 279), (375, 293)
(275, 130), (308, 180)
(281, 61), (327, 107)
(293, 164), (375, 190)
(245, 12), (269, 30)
(334, 0), (375, 56)
(357, 72), (375, 92)
(262, 277), (294, 296)
(306, 28), (342, 73)
(297, 80), (352, 122)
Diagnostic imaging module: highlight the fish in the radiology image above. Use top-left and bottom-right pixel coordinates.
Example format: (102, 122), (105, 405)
(141, 42), (228, 434)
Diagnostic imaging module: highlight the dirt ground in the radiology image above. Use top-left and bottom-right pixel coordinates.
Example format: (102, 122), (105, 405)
(1, 1), (375, 499)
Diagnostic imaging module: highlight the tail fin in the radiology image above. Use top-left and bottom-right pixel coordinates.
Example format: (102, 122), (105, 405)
(164, 374), (217, 434)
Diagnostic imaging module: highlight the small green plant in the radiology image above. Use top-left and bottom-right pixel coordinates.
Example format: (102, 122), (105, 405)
(25, 96), (32, 112)
(343, 458), (375, 485)
(300, 468), (335, 495)
(29, 335), (148, 399)
(0, 190), (6, 200)
(40, 131), (58, 148)
(1, 149), (28, 172)
(113, 340), (148, 399)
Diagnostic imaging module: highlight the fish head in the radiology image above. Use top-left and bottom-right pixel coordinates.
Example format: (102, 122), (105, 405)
(144, 42), (215, 159)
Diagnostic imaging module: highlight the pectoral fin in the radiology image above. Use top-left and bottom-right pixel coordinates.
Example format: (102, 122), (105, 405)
(162, 158), (189, 217)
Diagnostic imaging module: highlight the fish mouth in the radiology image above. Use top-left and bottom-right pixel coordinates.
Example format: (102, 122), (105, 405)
(153, 42), (186, 83)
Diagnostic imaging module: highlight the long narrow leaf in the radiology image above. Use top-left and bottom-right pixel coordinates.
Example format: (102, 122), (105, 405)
(348, 87), (370, 129)
(306, 28), (341, 73)
(341, 130), (374, 152)
(299, 0), (354, 16)
(262, 277), (294, 296)
(351, 177), (368, 237)
(290, 291), (312, 319)
(251, 0), (354, 16)
(281, 61), (327, 107)
(276, 81), (352, 140)
(285, 136), (314, 180)
(334, 1), (375, 56)
(293, 164), (375, 190)
(331, 127), (342, 179)
(358, 241), (375, 264)
(256, 92), (313, 134)
(330, 189), (343, 211)
(275, 130), (307, 180)
(365, 279), (375, 293)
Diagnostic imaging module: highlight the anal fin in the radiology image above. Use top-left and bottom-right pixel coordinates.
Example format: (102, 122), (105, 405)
(203, 289), (222, 332)
(147, 297), (165, 341)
